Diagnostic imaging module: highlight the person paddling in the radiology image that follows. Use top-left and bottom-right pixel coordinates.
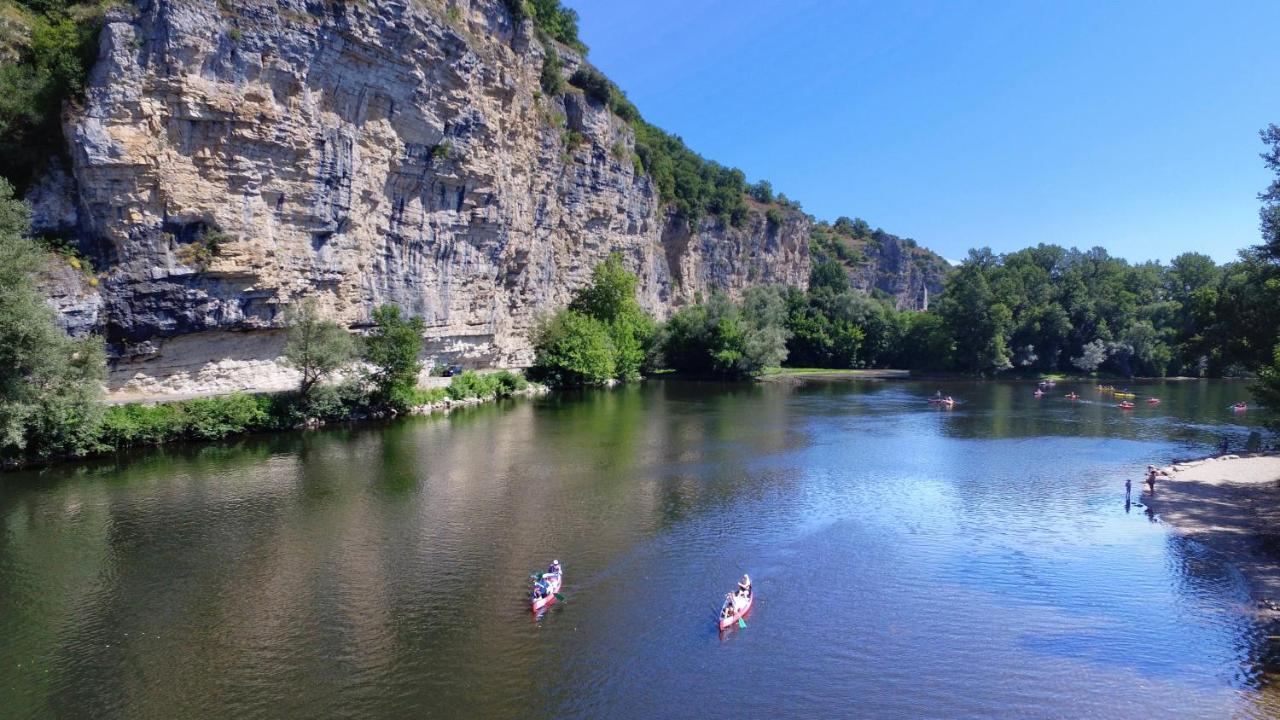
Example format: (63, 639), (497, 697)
(737, 574), (751, 597)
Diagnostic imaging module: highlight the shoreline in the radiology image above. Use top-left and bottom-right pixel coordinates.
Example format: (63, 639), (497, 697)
(1144, 454), (1280, 617)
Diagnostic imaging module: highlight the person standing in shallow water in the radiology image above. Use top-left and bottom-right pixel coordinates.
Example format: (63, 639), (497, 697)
(1146, 465), (1158, 494)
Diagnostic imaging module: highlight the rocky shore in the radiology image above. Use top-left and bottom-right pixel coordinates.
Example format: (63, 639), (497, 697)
(1145, 454), (1280, 616)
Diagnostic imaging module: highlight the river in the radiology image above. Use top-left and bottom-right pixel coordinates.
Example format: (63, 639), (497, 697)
(1, 379), (1275, 718)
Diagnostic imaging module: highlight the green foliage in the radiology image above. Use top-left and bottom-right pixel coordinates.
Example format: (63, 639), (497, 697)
(0, 177), (105, 460)
(362, 304), (425, 409)
(632, 120), (750, 226)
(540, 47), (564, 95)
(1260, 124), (1280, 263)
(935, 249), (1013, 374)
(531, 309), (616, 386)
(0, 0), (106, 192)
(747, 180), (774, 203)
(659, 288), (790, 379)
(431, 140), (454, 161)
(99, 393), (270, 447)
(533, 255), (656, 386)
(528, 0), (585, 52)
(1256, 345), (1280, 430)
(568, 254), (656, 380)
(282, 298), (356, 399)
(568, 65), (610, 105)
(446, 370), (529, 400)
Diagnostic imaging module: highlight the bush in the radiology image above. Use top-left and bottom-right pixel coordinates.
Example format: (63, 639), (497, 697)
(99, 403), (186, 447)
(99, 393), (271, 447)
(531, 310), (616, 386)
(363, 304), (426, 409)
(526, 0), (586, 53)
(540, 48), (564, 95)
(531, 255), (656, 386)
(569, 66), (611, 105)
(658, 289), (790, 379)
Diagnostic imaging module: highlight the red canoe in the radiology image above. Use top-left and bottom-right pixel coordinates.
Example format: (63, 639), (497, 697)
(719, 589), (754, 630)
(1146, 398), (1161, 405)
(531, 572), (562, 612)
(1234, 403), (1248, 412)
(1117, 402), (1135, 409)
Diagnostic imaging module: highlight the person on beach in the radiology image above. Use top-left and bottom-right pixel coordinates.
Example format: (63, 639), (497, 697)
(1146, 465), (1158, 493)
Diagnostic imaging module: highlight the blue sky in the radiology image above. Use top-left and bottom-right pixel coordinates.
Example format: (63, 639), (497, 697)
(571, 0), (1280, 264)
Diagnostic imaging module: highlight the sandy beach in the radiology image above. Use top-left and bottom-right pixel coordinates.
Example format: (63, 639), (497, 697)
(1145, 454), (1280, 615)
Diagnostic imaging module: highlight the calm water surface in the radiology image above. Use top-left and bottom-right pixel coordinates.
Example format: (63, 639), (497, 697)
(1, 380), (1276, 718)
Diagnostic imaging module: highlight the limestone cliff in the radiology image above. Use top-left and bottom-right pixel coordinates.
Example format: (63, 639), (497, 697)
(809, 221), (950, 311)
(35, 0), (809, 395)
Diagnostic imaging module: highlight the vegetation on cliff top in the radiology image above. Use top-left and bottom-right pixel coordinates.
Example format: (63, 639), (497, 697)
(0, 0), (107, 194)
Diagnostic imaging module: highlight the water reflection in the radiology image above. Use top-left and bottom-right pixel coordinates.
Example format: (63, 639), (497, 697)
(0, 379), (1276, 718)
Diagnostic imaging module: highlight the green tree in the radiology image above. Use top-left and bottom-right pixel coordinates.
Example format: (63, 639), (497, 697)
(936, 249), (1012, 374)
(0, 178), (105, 459)
(362, 304), (425, 409)
(530, 309), (615, 386)
(282, 298), (356, 401)
(574, 255), (654, 377)
(1259, 124), (1280, 262)
(660, 290), (789, 379)
(560, 254), (655, 381)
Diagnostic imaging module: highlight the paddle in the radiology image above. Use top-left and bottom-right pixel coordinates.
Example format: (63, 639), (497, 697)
(554, 593), (565, 601)
(738, 617), (746, 629)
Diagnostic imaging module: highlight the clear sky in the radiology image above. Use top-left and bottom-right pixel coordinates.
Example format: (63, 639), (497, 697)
(571, 0), (1280, 264)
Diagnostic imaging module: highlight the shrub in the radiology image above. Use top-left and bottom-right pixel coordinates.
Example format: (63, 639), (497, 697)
(526, 0), (586, 53)
(99, 393), (271, 447)
(446, 370), (530, 400)
(540, 47), (564, 95)
(282, 298), (356, 399)
(569, 66), (611, 106)
(658, 289), (790, 379)
(531, 310), (616, 386)
(99, 403), (186, 447)
(363, 304), (426, 409)
(180, 394), (270, 440)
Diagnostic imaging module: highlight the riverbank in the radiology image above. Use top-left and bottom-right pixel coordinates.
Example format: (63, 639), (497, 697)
(1146, 454), (1280, 616)
(2, 371), (547, 471)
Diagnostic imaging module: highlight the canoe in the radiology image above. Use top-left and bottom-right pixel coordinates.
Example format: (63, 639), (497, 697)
(719, 588), (753, 630)
(1233, 403), (1248, 412)
(531, 571), (563, 612)
(1114, 392), (1135, 399)
(1146, 398), (1161, 405)
(1117, 402), (1135, 409)
(1065, 394), (1079, 400)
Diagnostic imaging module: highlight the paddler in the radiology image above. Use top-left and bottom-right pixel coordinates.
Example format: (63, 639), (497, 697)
(737, 574), (751, 597)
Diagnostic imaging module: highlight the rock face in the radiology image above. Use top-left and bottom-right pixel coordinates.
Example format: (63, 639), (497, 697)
(846, 235), (949, 311)
(38, 0), (809, 395)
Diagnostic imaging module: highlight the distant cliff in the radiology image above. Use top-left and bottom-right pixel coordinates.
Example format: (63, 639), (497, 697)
(809, 218), (950, 311)
(30, 0), (809, 395)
